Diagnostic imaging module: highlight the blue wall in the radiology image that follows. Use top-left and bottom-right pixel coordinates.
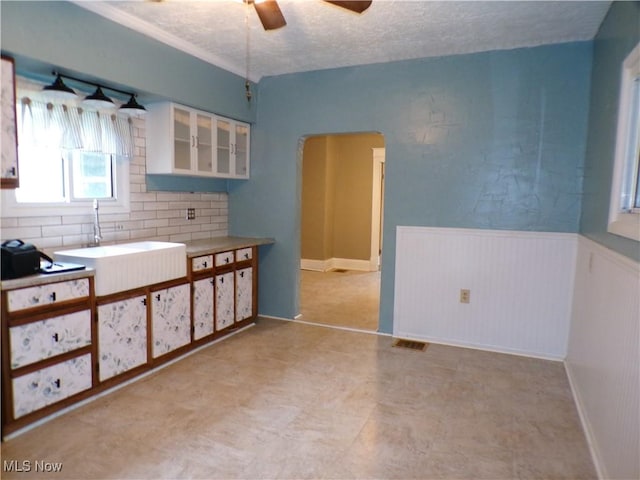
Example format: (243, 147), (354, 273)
(580, 1), (640, 261)
(230, 43), (593, 332)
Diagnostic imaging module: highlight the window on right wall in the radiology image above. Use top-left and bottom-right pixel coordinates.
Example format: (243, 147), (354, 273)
(608, 42), (640, 242)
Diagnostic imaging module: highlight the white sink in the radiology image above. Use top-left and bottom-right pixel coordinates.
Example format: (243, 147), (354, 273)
(55, 241), (187, 296)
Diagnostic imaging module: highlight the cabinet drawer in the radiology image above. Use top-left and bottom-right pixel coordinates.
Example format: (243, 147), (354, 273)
(12, 353), (92, 419)
(10, 309), (92, 369)
(236, 247), (253, 262)
(215, 251), (234, 267)
(7, 278), (90, 313)
(191, 255), (213, 272)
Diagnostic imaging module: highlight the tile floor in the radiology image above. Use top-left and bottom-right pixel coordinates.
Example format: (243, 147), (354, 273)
(1, 318), (595, 479)
(299, 269), (380, 331)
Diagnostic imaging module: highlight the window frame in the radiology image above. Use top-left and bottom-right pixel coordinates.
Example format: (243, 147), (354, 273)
(1, 155), (129, 217)
(608, 42), (640, 242)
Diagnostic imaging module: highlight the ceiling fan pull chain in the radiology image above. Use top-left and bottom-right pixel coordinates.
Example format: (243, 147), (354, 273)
(245, 1), (252, 102)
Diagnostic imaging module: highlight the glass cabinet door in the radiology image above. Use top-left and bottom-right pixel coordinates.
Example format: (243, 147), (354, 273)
(235, 123), (249, 177)
(196, 113), (213, 174)
(173, 107), (192, 171)
(216, 118), (231, 175)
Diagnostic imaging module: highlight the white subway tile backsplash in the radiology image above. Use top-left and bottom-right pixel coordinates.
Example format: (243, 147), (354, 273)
(144, 202), (169, 211)
(169, 233), (193, 243)
(42, 224), (83, 237)
(0, 217), (18, 228)
(2, 226), (43, 240)
(18, 216), (62, 227)
(1, 116), (228, 251)
(143, 218), (170, 229)
(129, 174), (146, 185)
(157, 226), (182, 236)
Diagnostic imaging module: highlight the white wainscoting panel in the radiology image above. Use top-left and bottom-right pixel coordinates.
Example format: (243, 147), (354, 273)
(393, 226), (577, 359)
(566, 236), (639, 480)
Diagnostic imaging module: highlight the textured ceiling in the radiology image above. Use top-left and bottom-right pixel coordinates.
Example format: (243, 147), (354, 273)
(77, 0), (611, 81)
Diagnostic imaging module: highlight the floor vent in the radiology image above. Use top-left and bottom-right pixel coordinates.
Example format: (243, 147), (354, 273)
(392, 339), (428, 351)
(332, 269), (348, 273)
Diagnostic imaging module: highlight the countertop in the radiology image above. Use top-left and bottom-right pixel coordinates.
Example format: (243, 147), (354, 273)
(1, 236), (274, 290)
(183, 236), (275, 257)
(0, 268), (95, 291)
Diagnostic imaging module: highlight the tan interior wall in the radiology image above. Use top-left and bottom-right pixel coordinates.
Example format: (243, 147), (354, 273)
(332, 133), (384, 260)
(301, 133), (385, 264)
(301, 136), (329, 260)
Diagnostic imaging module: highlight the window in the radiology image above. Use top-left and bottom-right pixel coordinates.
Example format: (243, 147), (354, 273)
(15, 148), (115, 204)
(1, 78), (132, 217)
(609, 43), (640, 241)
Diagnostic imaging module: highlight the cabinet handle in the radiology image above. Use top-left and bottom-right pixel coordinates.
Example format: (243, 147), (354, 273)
(225, 257), (230, 264)
(156, 294), (161, 301)
(240, 271), (245, 278)
(192, 135), (196, 147)
(203, 261), (208, 268)
(244, 253), (249, 259)
(142, 298), (147, 306)
(53, 379), (61, 389)
(49, 292), (57, 302)
(10, 166), (16, 176)
(52, 333), (59, 342)
(209, 279), (214, 285)
(220, 277), (224, 284)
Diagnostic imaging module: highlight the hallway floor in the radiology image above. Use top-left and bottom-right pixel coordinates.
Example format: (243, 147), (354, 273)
(2, 318), (595, 479)
(299, 269), (380, 331)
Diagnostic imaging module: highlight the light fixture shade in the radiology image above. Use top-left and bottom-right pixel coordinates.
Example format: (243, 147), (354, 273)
(83, 86), (114, 109)
(43, 74), (77, 100)
(120, 94), (146, 115)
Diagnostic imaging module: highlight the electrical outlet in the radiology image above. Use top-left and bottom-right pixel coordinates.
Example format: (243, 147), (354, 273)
(460, 289), (470, 304)
(186, 208), (196, 220)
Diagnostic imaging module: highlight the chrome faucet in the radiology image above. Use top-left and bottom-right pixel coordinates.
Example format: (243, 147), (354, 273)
(93, 199), (102, 246)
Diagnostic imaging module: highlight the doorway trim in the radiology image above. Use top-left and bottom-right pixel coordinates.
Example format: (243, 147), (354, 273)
(370, 147), (385, 271)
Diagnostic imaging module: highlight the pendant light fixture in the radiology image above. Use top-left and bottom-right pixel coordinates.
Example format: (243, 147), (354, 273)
(120, 94), (147, 115)
(42, 74), (77, 100)
(43, 71), (146, 114)
(83, 86), (114, 109)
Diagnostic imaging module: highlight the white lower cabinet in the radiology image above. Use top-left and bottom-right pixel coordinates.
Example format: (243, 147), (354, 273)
(10, 309), (91, 369)
(235, 267), (253, 322)
(12, 353), (92, 419)
(151, 283), (191, 358)
(97, 295), (148, 381)
(193, 277), (214, 340)
(215, 272), (235, 331)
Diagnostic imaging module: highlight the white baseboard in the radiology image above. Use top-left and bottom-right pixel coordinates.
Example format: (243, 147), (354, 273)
(300, 258), (329, 271)
(564, 361), (606, 480)
(300, 257), (375, 272)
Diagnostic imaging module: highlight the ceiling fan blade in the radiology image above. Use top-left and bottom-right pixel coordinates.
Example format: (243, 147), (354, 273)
(324, 1), (372, 14)
(253, 0), (287, 31)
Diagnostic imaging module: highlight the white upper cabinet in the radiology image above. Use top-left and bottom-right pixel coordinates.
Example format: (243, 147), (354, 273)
(147, 102), (249, 179)
(215, 117), (250, 178)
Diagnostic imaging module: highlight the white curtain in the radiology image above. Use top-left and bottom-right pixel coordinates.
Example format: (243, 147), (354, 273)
(18, 97), (134, 157)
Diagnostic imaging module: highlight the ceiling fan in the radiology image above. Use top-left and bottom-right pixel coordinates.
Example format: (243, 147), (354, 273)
(250, 0), (372, 30)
